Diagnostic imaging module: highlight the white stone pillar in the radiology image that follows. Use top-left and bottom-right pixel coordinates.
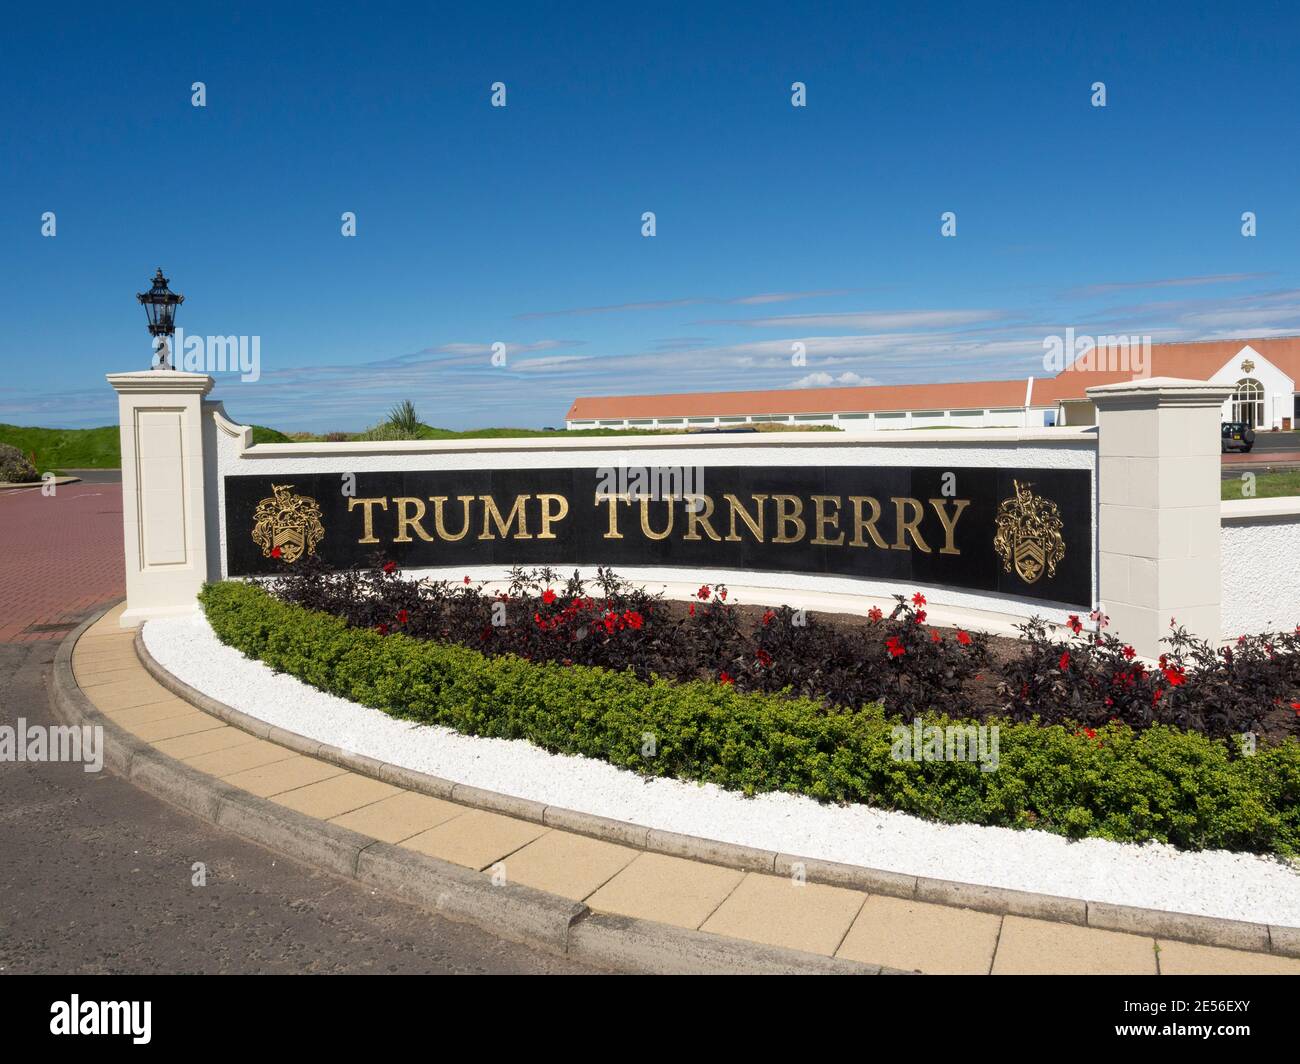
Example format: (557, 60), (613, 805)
(1088, 377), (1233, 659)
(106, 370), (215, 628)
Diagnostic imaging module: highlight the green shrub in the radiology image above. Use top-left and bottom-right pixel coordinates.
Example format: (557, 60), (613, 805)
(352, 421), (421, 442)
(387, 399), (421, 435)
(199, 580), (1300, 856)
(0, 442), (37, 483)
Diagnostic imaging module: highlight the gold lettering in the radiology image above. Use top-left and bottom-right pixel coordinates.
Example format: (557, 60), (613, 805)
(536, 493), (570, 539)
(683, 494), (721, 541)
(348, 497), (389, 544)
(480, 495), (532, 539)
(771, 495), (806, 544)
(639, 496), (675, 540)
(429, 496), (474, 541)
(849, 496), (889, 549)
(811, 495), (845, 546)
(393, 497), (434, 543)
(595, 493), (629, 539)
(890, 496), (930, 552)
(928, 498), (970, 555)
(723, 494), (766, 542)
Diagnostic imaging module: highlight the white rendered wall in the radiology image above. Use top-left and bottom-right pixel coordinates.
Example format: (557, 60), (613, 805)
(1220, 498), (1300, 636)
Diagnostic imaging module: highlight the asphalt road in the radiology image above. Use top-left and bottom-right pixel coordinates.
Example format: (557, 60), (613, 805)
(1248, 431), (1300, 453)
(60, 468), (122, 484)
(0, 636), (598, 974)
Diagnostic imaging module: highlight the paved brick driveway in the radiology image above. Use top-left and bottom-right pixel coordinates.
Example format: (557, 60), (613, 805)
(0, 482), (124, 642)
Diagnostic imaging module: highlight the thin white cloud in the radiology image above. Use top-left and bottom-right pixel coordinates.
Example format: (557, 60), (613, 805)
(699, 309), (1007, 330)
(1065, 273), (1270, 299)
(790, 371), (879, 388)
(515, 289), (850, 320)
(730, 289), (852, 305)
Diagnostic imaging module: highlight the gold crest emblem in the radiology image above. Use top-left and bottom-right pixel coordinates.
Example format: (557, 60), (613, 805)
(251, 484), (325, 563)
(993, 480), (1066, 585)
(1241, 359), (1256, 374)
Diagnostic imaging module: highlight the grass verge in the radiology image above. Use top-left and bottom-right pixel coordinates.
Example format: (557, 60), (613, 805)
(1222, 469), (1300, 500)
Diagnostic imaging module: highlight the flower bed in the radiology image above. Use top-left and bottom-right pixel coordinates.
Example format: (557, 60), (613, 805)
(199, 578), (1300, 856)
(268, 559), (1300, 741)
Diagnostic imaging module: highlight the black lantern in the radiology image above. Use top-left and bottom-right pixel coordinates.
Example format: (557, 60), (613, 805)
(136, 267), (185, 369)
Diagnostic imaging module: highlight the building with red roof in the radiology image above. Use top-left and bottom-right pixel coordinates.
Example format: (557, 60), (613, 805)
(566, 336), (1300, 432)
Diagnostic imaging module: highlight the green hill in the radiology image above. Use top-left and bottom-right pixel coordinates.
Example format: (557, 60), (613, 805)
(0, 422), (290, 469)
(0, 424), (121, 469)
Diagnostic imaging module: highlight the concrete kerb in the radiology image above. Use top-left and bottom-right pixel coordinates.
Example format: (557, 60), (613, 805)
(128, 619), (1300, 961)
(569, 912), (902, 975)
(52, 608), (882, 974)
(0, 476), (80, 491)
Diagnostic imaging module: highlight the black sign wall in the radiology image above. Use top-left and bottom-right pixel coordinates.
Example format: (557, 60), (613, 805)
(224, 465), (1094, 607)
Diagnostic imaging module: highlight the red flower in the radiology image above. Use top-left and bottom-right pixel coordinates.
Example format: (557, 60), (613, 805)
(867, 606), (883, 622)
(915, 610), (927, 624)
(463, 575), (471, 584)
(375, 623), (389, 635)
(697, 585), (711, 600)
(956, 629), (972, 646)
(719, 588), (727, 601)
(911, 592), (927, 607)
(1292, 702), (1300, 716)
(762, 609), (776, 626)
(719, 671), (734, 685)
(1122, 645), (1136, 660)
(1162, 666), (1186, 687)
(1067, 615), (1083, 635)
(1152, 687), (1163, 703)
(930, 629), (942, 643)
(1078, 727), (1097, 739)
(885, 636), (906, 658)
(1058, 651), (1071, 671)
(397, 609), (409, 625)
(756, 649), (772, 667)
(270, 546), (283, 559)
(689, 603), (696, 617)
(623, 610), (643, 630)
(541, 589), (556, 605)
(383, 560), (397, 574)
(603, 611), (619, 633)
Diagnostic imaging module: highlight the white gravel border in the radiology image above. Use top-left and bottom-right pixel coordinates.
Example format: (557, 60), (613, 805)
(143, 612), (1300, 927)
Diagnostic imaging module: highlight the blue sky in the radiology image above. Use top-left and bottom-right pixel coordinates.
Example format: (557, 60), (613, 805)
(2, 0), (1298, 430)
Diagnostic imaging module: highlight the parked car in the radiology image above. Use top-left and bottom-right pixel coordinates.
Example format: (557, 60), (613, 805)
(1221, 421), (1256, 453)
